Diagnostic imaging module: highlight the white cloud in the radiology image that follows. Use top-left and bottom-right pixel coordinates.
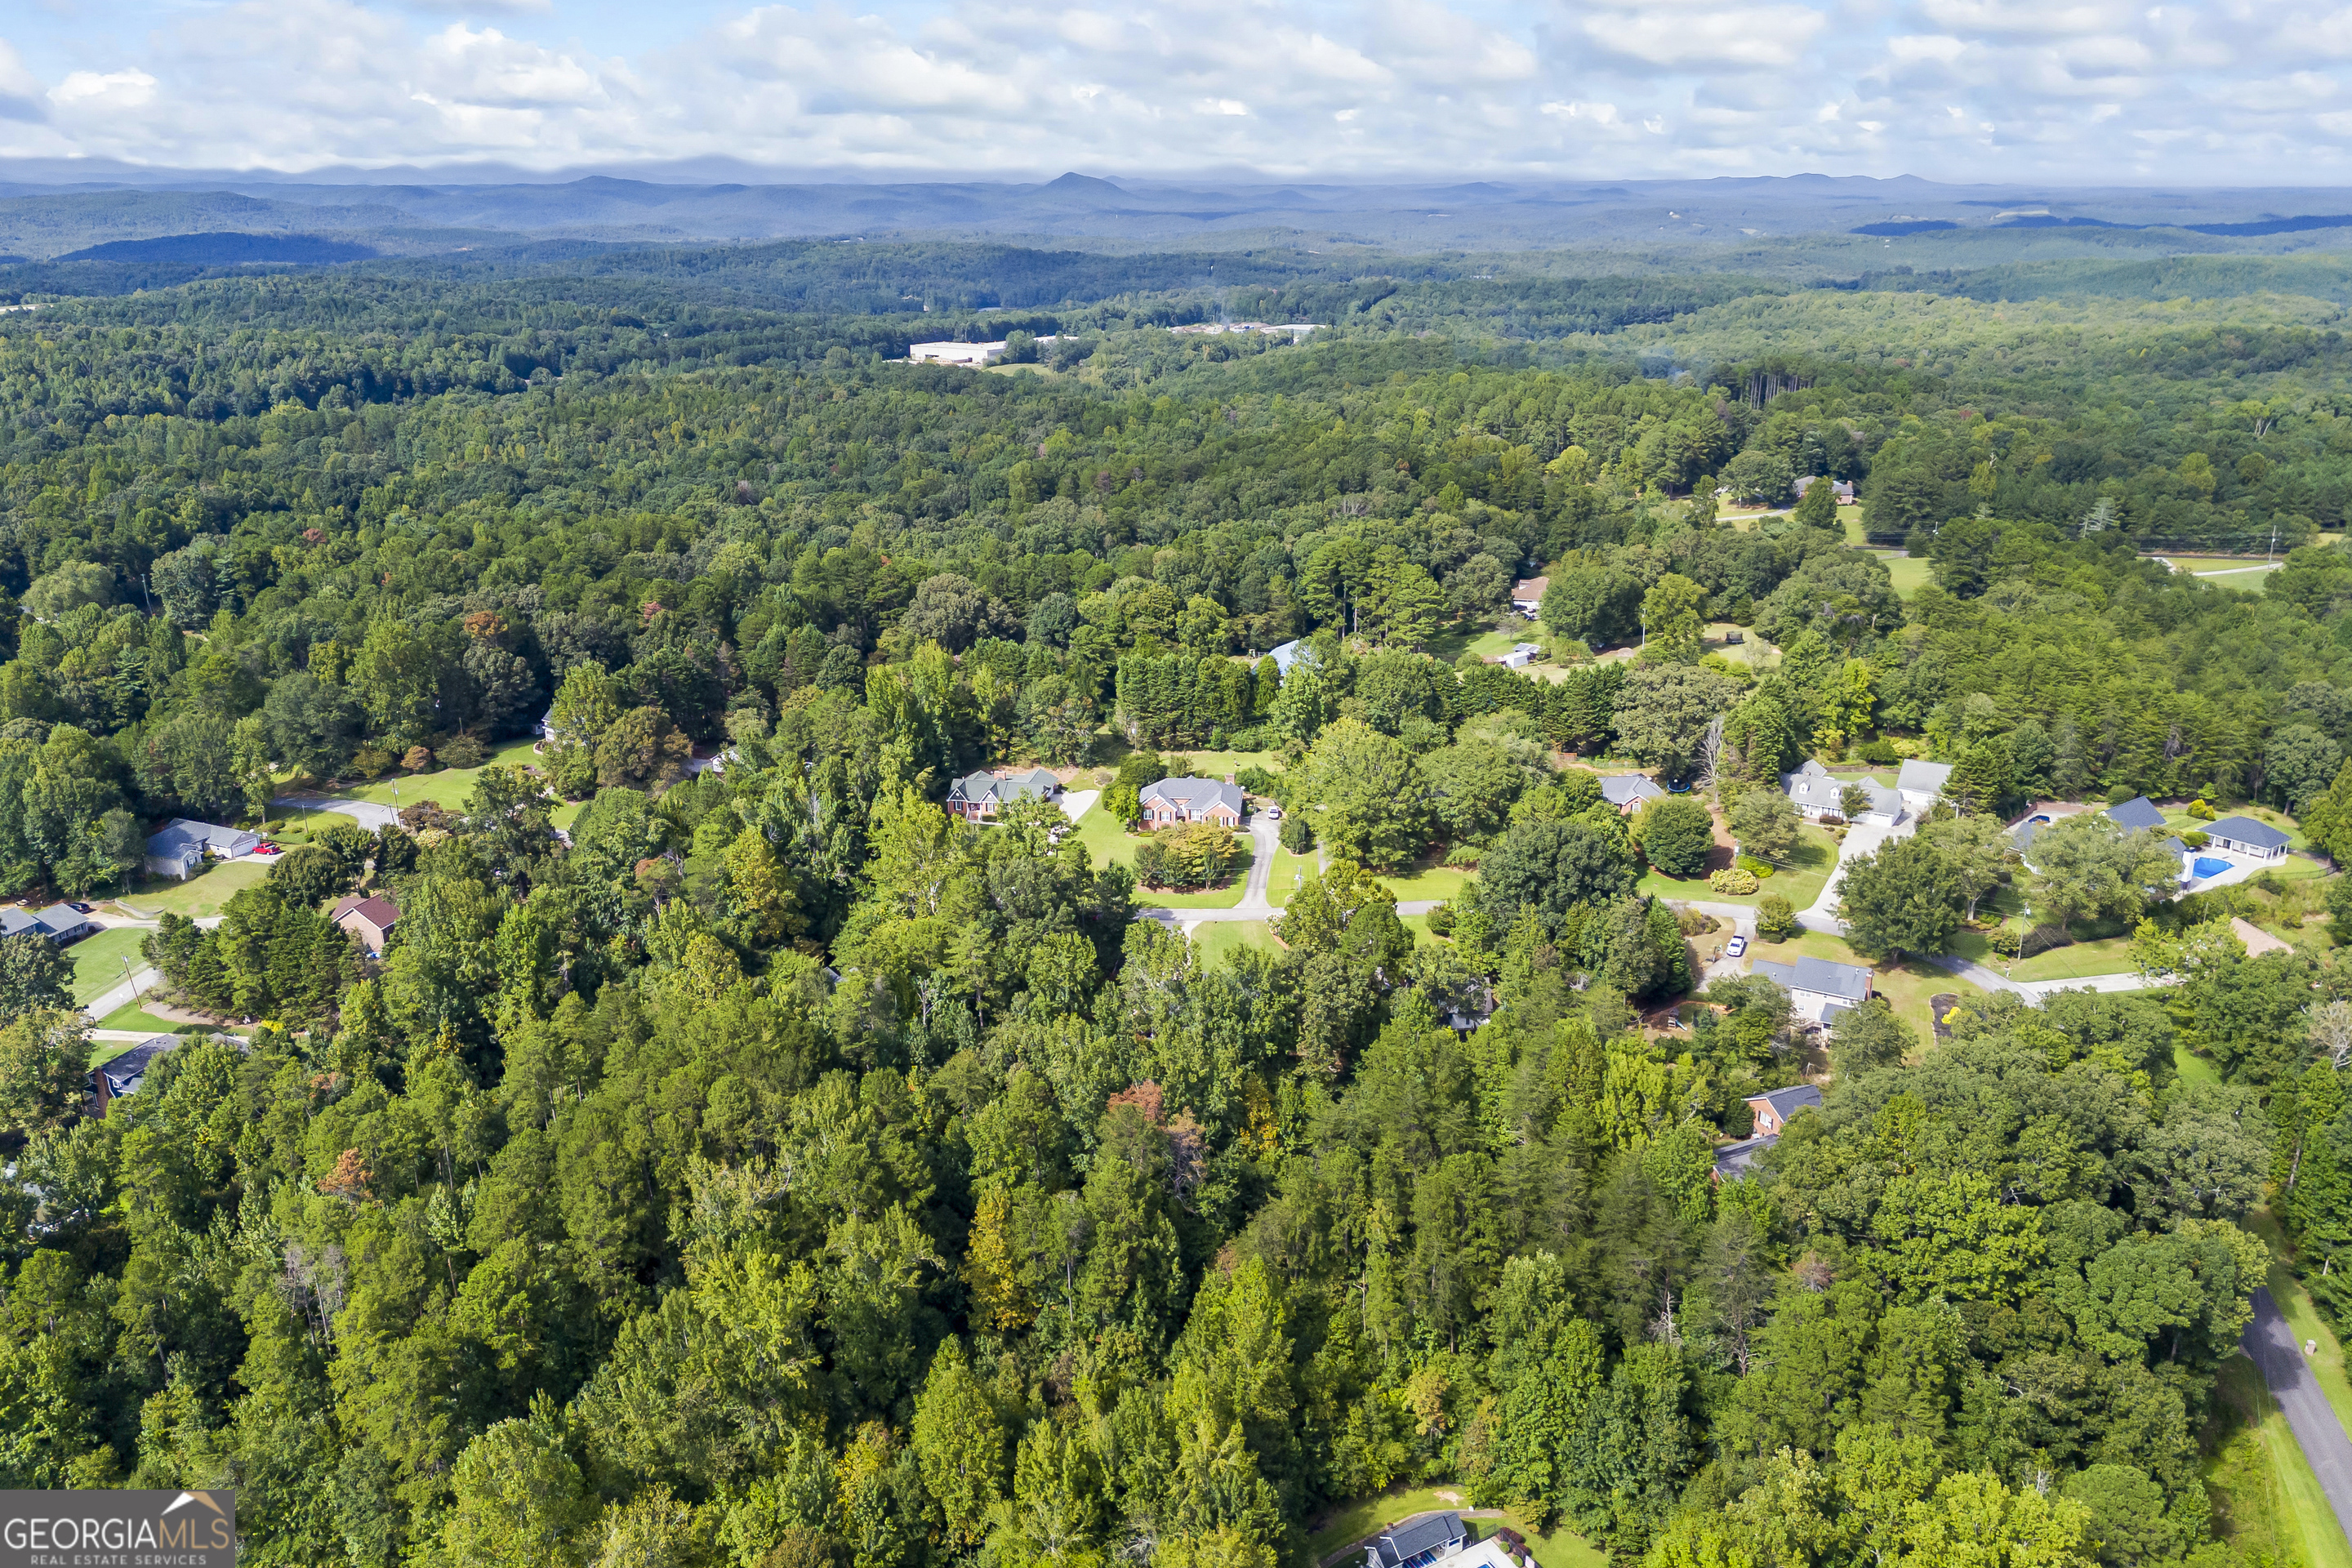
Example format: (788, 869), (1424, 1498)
(0, 0), (2341, 182)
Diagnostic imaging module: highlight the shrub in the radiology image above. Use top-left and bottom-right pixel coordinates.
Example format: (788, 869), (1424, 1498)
(1989, 925), (2022, 957)
(350, 745), (396, 781)
(2106, 785), (2137, 806)
(2182, 830), (2210, 849)
(1818, 813), (1846, 828)
(1734, 853), (1775, 877)
(1443, 843), (1481, 868)
(1709, 866), (1760, 894)
(1236, 764), (1281, 797)
(1133, 837), (1169, 888)
(1857, 739), (1899, 765)
(2189, 799), (2216, 820)
(1280, 813), (1316, 854)
(1757, 893), (1796, 938)
(1426, 902), (1456, 936)
(438, 733), (488, 769)
(1226, 726), (1265, 751)
(401, 745), (436, 773)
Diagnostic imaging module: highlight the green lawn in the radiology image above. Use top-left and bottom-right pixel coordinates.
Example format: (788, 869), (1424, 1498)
(1189, 920), (1279, 967)
(2206, 1354), (2352, 1568)
(551, 800), (588, 832)
(1839, 502), (1866, 546)
(1065, 799), (1250, 908)
(1874, 554), (1932, 599)
(96, 999), (197, 1036)
(116, 859), (270, 920)
(301, 737), (544, 812)
(2175, 1042), (2221, 1087)
(1304, 1487), (1606, 1568)
(1375, 858), (1473, 906)
(1947, 926), (2139, 982)
(69, 927), (152, 1004)
(1641, 822), (1837, 911)
(1267, 844), (1317, 907)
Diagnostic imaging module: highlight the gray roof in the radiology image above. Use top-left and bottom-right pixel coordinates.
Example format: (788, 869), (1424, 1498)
(1752, 1084), (1825, 1117)
(1372, 1513), (1465, 1567)
(1267, 638), (1307, 677)
(0, 909), (43, 938)
(2011, 817), (2043, 856)
(33, 904), (88, 933)
(2207, 814), (2292, 851)
(146, 818), (255, 857)
(1713, 1133), (1775, 1178)
(96, 1037), (178, 1100)
(1751, 956), (1871, 1003)
(949, 769), (1060, 808)
(1599, 773), (1664, 807)
(2105, 795), (2168, 831)
(1895, 759), (1953, 796)
(1140, 777), (1244, 816)
(2162, 835), (2189, 858)
(1782, 760), (1899, 817)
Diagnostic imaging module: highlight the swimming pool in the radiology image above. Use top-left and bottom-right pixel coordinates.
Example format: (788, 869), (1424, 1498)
(2192, 856), (2231, 879)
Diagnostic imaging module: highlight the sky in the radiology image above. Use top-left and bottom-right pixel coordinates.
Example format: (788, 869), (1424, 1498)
(2, 0), (2350, 184)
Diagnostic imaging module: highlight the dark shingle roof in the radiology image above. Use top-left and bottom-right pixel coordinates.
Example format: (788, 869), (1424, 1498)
(1373, 1513), (1465, 1566)
(2105, 796), (2167, 831)
(1752, 1085), (1825, 1118)
(1713, 1133), (1775, 1178)
(1751, 956), (1871, 1003)
(2207, 814), (2292, 851)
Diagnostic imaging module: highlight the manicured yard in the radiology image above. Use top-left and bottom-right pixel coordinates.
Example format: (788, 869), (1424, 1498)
(2175, 1042), (2221, 1086)
(69, 926), (153, 1004)
(1267, 844), (1317, 906)
(1188, 920), (1279, 967)
(1874, 553), (1932, 599)
(1738, 926), (1986, 1043)
(1641, 822), (1837, 912)
(1064, 799), (1251, 908)
(1947, 926), (2140, 982)
(297, 737), (544, 811)
(1375, 857), (1473, 906)
(115, 859), (270, 921)
(1304, 1487), (1606, 1568)
(96, 999), (198, 1036)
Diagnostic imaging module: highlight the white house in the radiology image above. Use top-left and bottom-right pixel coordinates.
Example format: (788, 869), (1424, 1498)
(2206, 814), (2292, 862)
(1501, 642), (1542, 669)
(1783, 760), (1901, 825)
(1894, 759), (1953, 817)
(1751, 955), (1872, 1023)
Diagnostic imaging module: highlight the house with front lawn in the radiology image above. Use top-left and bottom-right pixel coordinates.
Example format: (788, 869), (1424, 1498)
(1782, 760), (1900, 825)
(1750, 954), (1871, 1023)
(1140, 777), (1244, 828)
(2205, 814), (2291, 862)
(145, 819), (259, 880)
(947, 768), (1062, 822)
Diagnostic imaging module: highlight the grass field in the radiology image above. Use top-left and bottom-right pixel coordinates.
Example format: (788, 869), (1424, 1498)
(295, 737), (544, 812)
(69, 927), (152, 1004)
(1189, 920), (1279, 966)
(1873, 553), (1933, 599)
(1376, 857), (1473, 906)
(2175, 1042), (2221, 1086)
(1640, 822), (1838, 911)
(1267, 844), (1317, 906)
(1304, 1487), (1606, 1568)
(2206, 1354), (2352, 1568)
(115, 859), (270, 920)
(1947, 925), (2139, 982)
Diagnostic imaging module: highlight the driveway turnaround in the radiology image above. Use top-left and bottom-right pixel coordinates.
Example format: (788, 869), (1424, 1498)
(2242, 1286), (2352, 1552)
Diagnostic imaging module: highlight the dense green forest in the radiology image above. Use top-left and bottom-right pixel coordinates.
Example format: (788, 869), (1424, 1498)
(2, 247), (2352, 1568)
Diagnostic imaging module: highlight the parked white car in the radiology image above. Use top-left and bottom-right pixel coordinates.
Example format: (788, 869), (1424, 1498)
(1726, 935), (1748, 958)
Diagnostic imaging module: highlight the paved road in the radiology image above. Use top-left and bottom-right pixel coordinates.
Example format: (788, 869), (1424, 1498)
(1922, 951), (2157, 1003)
(2243, 1286), (2352, 1551)
(272, 793), (401, 831)
(82, 965), (161, 1022)
(1797, 816), (1904, 934)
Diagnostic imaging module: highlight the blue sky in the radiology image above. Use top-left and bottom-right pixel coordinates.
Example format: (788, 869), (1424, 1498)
(4, 0), (2350, 183)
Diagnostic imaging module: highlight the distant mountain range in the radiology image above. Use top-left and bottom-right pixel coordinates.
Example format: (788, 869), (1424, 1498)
(9, 168), (2352, 274)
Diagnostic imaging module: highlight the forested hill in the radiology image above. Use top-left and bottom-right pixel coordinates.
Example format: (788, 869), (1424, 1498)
(0, 259), (2348, 1568)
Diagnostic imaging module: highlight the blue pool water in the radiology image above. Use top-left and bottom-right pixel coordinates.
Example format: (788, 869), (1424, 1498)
(2192, 856), (2231, 879)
